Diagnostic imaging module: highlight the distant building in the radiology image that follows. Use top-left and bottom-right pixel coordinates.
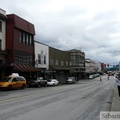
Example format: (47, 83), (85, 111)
(68, 49), (85, 79)
(34, 41), (49, 78)
(95, 62), (101, 72)
(100, 63), (106, 72)
(34, 41), (49, 70)
(85, 58), (96, 73)
(0, 9), (7, 78)
(49, 47), (71, 84)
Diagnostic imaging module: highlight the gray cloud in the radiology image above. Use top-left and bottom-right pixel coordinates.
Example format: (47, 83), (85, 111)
(1, 0), (120, 64)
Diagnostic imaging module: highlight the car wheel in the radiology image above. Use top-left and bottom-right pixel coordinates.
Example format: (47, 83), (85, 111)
(37, 84), (41, 87)
(21, 84), (25, 89)
(44, 83), (47, 87)
(8, 85), (12, 90)
(28, 85), (31, 88)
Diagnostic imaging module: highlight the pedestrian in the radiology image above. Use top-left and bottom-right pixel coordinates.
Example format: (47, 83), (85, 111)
(108, 73), (110, 80)
(100, 75), (102, 82)
(115, 74), (120, 97)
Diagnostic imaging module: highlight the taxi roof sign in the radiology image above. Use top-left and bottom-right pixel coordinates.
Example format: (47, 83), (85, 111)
(10, 73), (19, 77)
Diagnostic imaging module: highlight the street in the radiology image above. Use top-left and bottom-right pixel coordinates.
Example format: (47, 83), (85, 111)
(0, 75), (115, 120)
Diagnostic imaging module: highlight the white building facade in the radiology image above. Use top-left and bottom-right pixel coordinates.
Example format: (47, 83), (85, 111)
(34, 41), (49, 71)
(95, 62), (101, 72)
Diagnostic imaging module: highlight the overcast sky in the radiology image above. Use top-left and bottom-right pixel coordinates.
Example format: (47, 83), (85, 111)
(1, 0), (120, 64)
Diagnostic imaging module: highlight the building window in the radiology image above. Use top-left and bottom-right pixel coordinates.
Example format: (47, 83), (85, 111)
(38, 54), (41, 64)
(19, 31), (22, 43)
(0, 21), (2, 32)
(19, 31), (33, 46)
(23, 33), (26, 44)
(44, 55), (46, 64)
(26, 54), (30, 64)
(0, 60), (2, 64)
(19, 52), (21, 63)
(55, 60), (58, 65)
(15, 51), (33, 65)
(29, 55), (33, 64)
(66, 61), (68, 66)
(26, 34), (29, 45)
(23, 53), (27, 64)
(29, 35), (32, 46)
(61, 61), (64, 66)
(0, 39), (2, 50)
(50, 59), (54, 65)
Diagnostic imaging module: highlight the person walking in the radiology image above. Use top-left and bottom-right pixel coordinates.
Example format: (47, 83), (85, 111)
(100, 75), (102, 82)
(108, 73), (110, 80)
(115, 74), (120, 97)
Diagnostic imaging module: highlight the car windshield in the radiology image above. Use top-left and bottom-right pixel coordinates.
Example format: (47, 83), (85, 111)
(0, 77), (11, 82)
(68, 77), (74, 79)
(37, 77), (43, 80)
(30, 79), (37, 82)
(47, 79), (52, 82)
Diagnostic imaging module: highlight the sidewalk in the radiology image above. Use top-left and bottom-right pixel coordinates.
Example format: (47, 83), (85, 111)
(111, 86), (120, 111)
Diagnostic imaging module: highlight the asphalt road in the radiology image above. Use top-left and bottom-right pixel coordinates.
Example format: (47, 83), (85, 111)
(0, 75), (115, 120)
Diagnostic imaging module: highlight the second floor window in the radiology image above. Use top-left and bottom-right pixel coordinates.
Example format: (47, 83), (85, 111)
(38, 54), (41, 64)
(66, 61), (68, 66)
(0, 21), (2, 32)
(29, 35), (32, 46)
(23, 33), (26, 44)
(55, 60), (58, 65)
(26, 34), (29, 45)
(19, 31), (22, 43)
(50, 59), (54, 65)
(19, 31), (33, 46)
(44, 55), (46, 64)
(61, 61), (64, 66)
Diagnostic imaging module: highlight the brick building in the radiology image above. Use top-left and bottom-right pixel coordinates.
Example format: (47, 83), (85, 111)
(6, 14), (39, 80)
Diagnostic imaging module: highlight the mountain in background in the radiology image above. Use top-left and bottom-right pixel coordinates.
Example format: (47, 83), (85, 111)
(106, 64), (119, 71)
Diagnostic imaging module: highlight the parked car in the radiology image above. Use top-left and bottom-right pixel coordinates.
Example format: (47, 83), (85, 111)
(27, 77), (47, 87)
(66, 77), (76, 84)
(89, 74), (94, 79)
(47, 79), (59, 86)
(94, 73), (100, 77)
(0, 73), (26, 90)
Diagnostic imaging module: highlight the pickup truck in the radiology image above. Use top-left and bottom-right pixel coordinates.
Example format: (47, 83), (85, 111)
(27, 77), (47, 87)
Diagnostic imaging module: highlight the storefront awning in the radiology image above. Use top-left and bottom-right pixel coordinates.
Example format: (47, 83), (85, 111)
(13, 63), (40, 72)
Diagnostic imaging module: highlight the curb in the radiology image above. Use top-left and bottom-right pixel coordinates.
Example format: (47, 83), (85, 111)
(111, 86), (120, 111)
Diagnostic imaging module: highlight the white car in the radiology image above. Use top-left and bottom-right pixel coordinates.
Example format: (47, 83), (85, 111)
(47, 79), (59, 86)
(89, 74), (94, 79)
(66, 77), (76, 84)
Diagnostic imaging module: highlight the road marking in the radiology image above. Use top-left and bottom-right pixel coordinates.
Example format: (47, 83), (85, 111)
(0, 91), (45, 103)
(105, 88), (111, 89)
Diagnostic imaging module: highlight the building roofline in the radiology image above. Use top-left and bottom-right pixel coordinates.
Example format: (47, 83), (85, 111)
(6, 14), (34, 25)
(34, 40), (49, 47)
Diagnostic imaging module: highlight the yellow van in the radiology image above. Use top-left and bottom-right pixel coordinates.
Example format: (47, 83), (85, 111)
(0, 74), (26, 90)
